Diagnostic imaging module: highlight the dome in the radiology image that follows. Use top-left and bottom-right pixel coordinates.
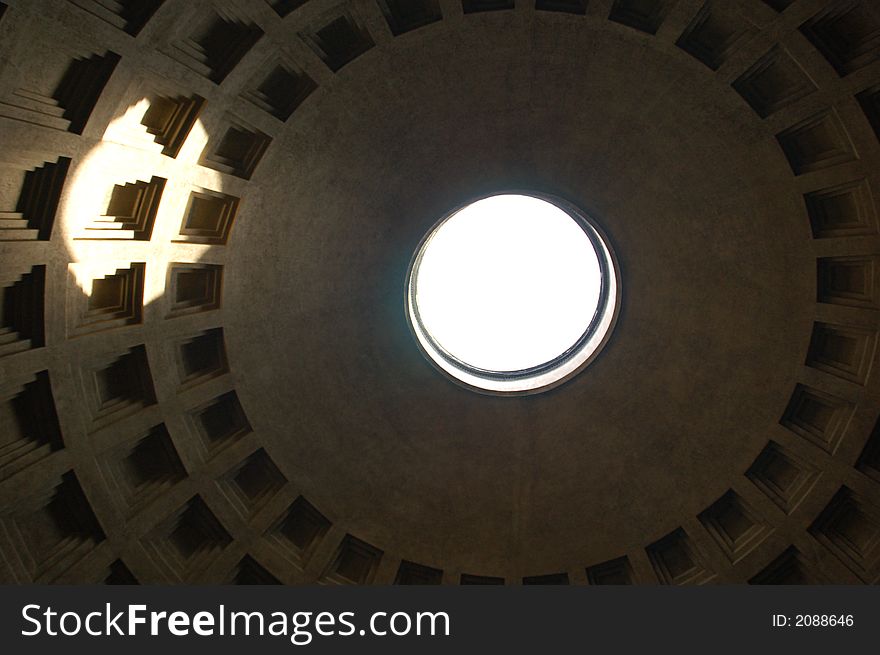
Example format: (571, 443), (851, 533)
(0, 0), (879, 585)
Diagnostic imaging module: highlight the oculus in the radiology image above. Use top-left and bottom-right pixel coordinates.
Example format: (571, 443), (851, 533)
(406, 193), (619, 394)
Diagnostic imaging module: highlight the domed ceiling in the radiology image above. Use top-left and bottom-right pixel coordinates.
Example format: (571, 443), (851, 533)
(1, 0), (879, 585)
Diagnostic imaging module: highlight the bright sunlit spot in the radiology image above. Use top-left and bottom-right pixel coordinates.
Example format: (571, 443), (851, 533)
(413, 195), (602, 373)
(61, 96), (220, 305)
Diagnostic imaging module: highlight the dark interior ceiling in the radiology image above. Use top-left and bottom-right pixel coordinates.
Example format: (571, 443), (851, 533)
(1, 0), (880, 585)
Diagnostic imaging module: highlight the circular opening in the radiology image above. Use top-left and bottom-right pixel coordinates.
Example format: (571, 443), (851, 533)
(406, 193), (619, 394)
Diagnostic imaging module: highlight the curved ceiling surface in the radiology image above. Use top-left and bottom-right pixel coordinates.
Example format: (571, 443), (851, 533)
(0, 0), (879, 585)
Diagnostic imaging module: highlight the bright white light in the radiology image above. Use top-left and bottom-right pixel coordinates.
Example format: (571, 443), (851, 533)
(412, 194), (603, 373)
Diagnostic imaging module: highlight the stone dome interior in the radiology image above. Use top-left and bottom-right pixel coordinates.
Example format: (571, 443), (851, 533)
(1, 0), (879, 585)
